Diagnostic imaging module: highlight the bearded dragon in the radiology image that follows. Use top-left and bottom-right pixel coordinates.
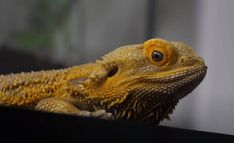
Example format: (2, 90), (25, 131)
(0, 38), (207, 124)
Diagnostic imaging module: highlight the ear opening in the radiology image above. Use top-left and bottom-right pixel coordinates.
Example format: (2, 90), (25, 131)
(107, 66), (119, 77)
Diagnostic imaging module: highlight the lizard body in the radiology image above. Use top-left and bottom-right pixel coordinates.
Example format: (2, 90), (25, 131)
(0, 38), (207, 123)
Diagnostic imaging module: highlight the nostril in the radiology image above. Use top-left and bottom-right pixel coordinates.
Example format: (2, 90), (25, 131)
(107, 66), (119, 77)
(180, 57), (186, 64)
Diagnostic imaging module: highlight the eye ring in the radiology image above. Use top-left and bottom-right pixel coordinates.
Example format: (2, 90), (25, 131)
(144, 38), (175, 66)
(152, 51), (164, 62)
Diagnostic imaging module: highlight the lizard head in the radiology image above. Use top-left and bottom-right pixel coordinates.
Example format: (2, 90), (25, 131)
(71, 38), (207, 124)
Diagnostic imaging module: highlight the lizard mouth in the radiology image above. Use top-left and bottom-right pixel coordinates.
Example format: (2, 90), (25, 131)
(149, 63), (207, 83)
(143, 64), (207, 123)
(157, 63), (207, 101)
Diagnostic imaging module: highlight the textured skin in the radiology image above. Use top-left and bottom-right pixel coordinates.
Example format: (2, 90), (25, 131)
(0, 38), (207, 124)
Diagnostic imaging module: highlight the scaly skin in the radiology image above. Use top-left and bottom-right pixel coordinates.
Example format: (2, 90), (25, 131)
(0, 38), (207, 124)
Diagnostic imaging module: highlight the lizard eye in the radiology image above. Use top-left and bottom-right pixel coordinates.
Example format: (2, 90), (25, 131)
(144, 38), (175, 66)
(152, 51), (164, 62)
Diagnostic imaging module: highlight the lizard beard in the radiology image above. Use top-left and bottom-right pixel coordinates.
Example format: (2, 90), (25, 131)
(107, 65), (207, 124)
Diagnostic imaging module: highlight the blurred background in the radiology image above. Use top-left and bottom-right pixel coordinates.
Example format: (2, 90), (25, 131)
(0, 0), (234, 135)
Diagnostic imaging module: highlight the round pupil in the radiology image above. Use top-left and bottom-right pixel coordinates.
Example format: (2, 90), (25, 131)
(152, 51), (164, 61)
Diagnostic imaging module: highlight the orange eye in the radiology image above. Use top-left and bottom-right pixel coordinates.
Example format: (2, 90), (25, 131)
(144, 38), (174, 66)
(152, 51), (164, 62)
